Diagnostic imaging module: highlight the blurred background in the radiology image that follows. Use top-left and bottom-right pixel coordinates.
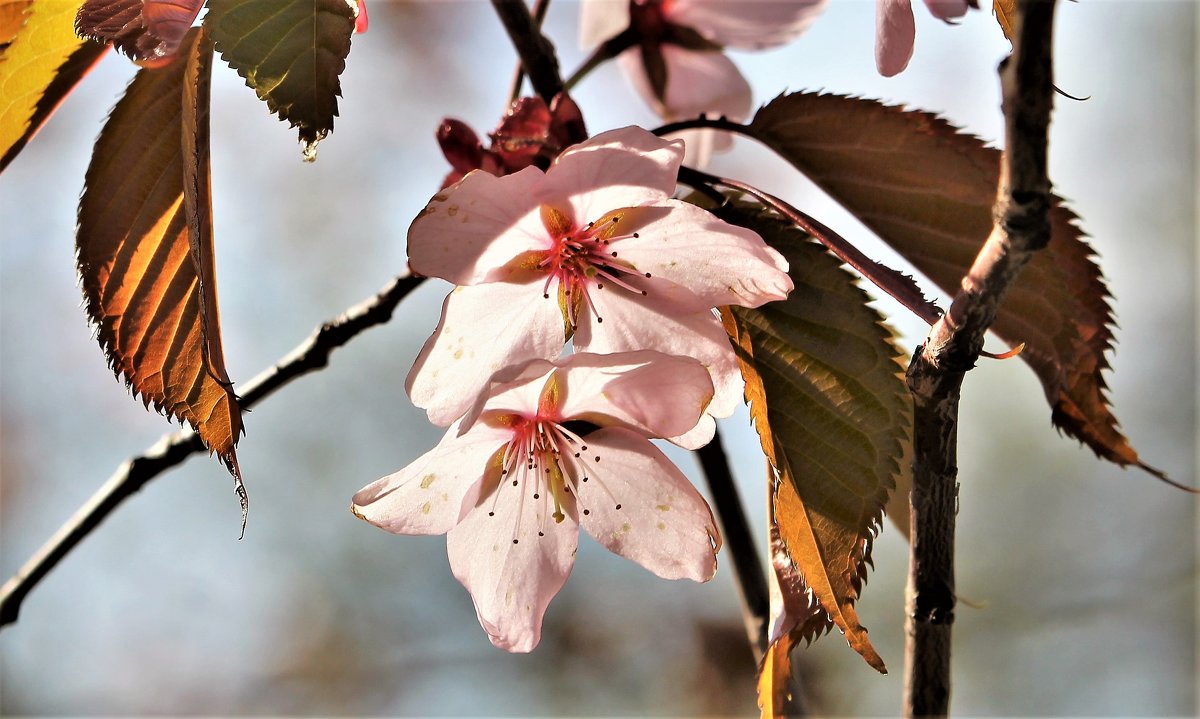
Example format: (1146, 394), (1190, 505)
(0, 1), (1195, 715)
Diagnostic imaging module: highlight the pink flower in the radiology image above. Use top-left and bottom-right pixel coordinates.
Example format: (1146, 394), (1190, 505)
(580, 0), (827, 122)
(437, 94), (587, 189)
(875, 0), (969, 77)
(353, 352), (722, 652)
(353, 0), (368, 34)
(405, 126), (792, 447)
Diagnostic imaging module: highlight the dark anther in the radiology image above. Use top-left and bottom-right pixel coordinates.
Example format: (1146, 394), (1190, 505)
(533, 493), (540, 499)
(615, 504), (622, 510)
(488, 511), (495, 517)
(583, 509), (590, 515)
(513, 539), (519, 544)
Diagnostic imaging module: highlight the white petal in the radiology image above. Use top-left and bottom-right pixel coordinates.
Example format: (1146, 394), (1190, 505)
(447, 476), (580, 652)
(668, 0), (829, 49)
(619, 44), (752, 121)
(406, 283), (566, 426)
(552, 351), (714, 439)
(407, 166), (551, 286)
(579, 0), (630, 49)
(351, 420), (512, 535)
(546, 126), (683, 222)
(575, 427), (720, 581)
(574, 290), (744, 438)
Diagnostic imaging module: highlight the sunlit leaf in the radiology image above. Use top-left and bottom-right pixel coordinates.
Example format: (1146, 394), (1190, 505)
(746, 92), (1161, 480)
(718, 202), (910, 674)
(75, 0), (205, 68)
(0, 0), (107, 173)
(205, 0), (356, 158)
(77, 26), (246, 526)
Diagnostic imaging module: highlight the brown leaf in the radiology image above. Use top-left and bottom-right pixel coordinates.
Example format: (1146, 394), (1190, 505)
(746, 92), (1162, 480)
(994, 0), (1016, 42)
(75, 0), (205, 68)
(0, 0), (108, 174)
(718, 203), (907, 674)
(77, 26), (246, 527)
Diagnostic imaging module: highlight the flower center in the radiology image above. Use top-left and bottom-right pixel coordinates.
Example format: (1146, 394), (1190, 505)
(536, 205), (652, 330)
(484, 414), (623, 543)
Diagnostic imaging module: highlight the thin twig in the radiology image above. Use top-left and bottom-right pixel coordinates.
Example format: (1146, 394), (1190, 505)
(0, 273), (426, 629)
(901, 2), (1057, 716)
(491, 0), (563, 103)
(695, 428), (769, 663)
(506, 0), (552, 104)
(678, 165), (944, 326)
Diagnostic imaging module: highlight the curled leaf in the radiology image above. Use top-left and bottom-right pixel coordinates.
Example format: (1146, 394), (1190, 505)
(77, 27), (247, 529)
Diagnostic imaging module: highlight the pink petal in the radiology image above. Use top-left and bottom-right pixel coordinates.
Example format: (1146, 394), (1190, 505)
(612, 199), (793, 310)
(666, 128), (733, 169)
(573, 291), (743, 446)
(406, 283), (566, 426)
(876, 0), (916, 77)
(668, 0), (829, 49)
(458, 359), (559, 433)
(576, 427), (720, 581)
(447, 478), (580, 652)
(921, 0), (968, 20)
(407, 166), (550, 286)
(619, 44), (752, 121)
(553, 351), (714, 439)
(351, 420), (512, 536)
(546, 127), (683, 223)
(578, 0), (630, 49)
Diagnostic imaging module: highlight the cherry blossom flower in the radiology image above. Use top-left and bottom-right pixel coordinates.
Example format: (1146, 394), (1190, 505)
(875, 0), (969, 77)
(580, 0), (827, 122)
(437, 94), (587, 189)
(405, 126), (792, 447)
(353, 352), (722, 652)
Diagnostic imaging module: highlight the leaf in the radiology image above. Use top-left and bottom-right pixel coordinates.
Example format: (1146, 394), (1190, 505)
(993, 0), (1016, 42)
(205, 0), (356, 158)
(746, 92), (1161, 480)
(75, 0), (205, 68)
(0, 0), (108, 173)
(718, 202), (911, 674)
(77, 26), (247, 529)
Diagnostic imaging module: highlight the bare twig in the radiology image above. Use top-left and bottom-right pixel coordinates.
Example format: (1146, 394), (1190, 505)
(0, 273), (425, 629)
(491, 0), (563, 103)
(695, 429), (769, 663)
(901, 2), (1057, 716)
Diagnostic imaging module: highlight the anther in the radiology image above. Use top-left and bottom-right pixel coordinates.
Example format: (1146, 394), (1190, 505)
(644, 272), (652, 278)
(513, 539), (519, 544)
(615, 504), (622, 510)
(533, 493), (540, 499)
(512, 480), (518, 486)
(488, 511), (495, 517)
(632, 232), (639, 238)
(538, 531), (545, 537)
(583, 509), (590, 515)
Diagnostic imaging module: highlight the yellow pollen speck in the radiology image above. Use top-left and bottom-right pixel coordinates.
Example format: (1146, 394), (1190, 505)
(505, 589), (514, 607)
(447, 205), (458, 216)
(420, 474), (437, 489)
(657, 522), (666, 530)
(432, 193), (449, 202)
(453, 348), (463, 359)
(622, 522), (631, 533)
(421, 502), (432, 514)
(656, 504), (671, 512)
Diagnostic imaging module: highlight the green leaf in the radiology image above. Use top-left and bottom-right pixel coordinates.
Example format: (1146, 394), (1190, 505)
(746, 92), (1159, 480)
(205, 0), (356, 158)
(717, 201), (911, 674)
(0, 0), (108, 174)
(77, 27), (247, 528)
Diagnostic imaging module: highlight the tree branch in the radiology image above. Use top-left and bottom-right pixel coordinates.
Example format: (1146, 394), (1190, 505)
(491, 0), (563, 104)
(506, 0), (551, 104)
(695, 428), (769, 663)
(0, 273), (426, 629)
(902, 2), (1057, 716)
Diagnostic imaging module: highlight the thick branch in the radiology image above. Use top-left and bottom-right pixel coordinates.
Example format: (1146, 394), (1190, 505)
(0, 274), (425, 629)
(902, 2), (1057, 717)
(491, 0), (563, 103)
(506, 0), (551, 103)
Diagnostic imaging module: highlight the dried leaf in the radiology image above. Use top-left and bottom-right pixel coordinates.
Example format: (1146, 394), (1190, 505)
(77, 27), (246, 528)
(0, 0), (107, 173)
(75, 0), (205, 67)
(205, 0), (356, 157)
(718, 202), (909, 674)
(746, 92), (1160, 479)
